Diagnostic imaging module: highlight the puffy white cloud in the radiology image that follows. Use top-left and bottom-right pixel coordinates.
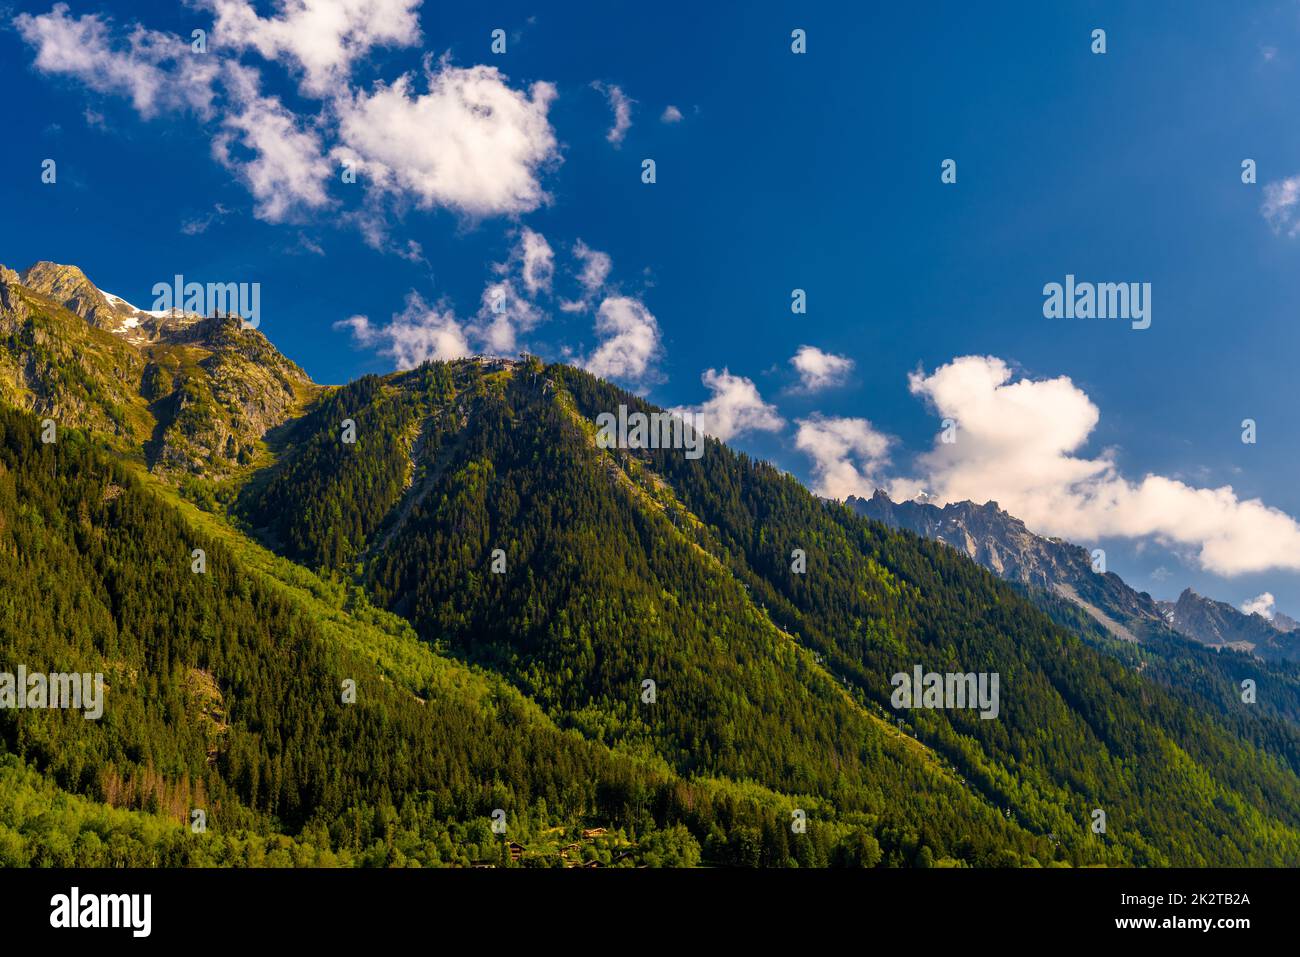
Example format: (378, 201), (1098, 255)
(574, 240), (612, 293)
(1262, 175), (1300, 236)
(583, 296), (661, 383)
(794, 414), (894, 499)
(213, 63), (332, 222)
(904, 355), (1300, 576)
(334, 61), (558, 218)
(790, 345), (854, 392)
(1243, 592), (1276, 619)
(592, 81), (633, 146)
(14, 3), (219, 118)
(671, 369), (783, 442)
(336, 291), (470, 368)
(660, 105), (683, 124)
(204, 0), (422, 96)
(18, 4), (562, 236)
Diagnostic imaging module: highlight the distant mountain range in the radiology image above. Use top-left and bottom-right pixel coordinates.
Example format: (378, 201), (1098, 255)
(1158, 589), (1300, 661)
(850, 490), (1300, 663)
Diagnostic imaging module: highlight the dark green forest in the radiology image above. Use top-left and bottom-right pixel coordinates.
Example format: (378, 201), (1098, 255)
(0, 403), (1024, 867)
(4, 350), (1300, 866)
(229, 359), (1300, 866)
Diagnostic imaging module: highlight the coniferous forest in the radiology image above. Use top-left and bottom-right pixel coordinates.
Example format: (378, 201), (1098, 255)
(1, 286), (1298, 867)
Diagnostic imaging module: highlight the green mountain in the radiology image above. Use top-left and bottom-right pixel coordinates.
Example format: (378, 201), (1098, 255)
(851, 491), (1300, 769)
(0, 263), (319, 478)
(2, 262), (1300, 867)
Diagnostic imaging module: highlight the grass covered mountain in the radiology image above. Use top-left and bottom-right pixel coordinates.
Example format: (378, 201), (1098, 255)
(0, 262), (318, 478)
(3, 261), (1300, 866)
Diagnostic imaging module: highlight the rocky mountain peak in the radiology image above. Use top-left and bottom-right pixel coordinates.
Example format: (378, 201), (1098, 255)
(17, 261), (121, 327)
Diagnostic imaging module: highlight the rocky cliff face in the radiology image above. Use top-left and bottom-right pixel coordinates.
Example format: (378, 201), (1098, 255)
(18, 261), (132, 330)
(851, 490), (1081, 589)
(1157, 589), (1300, 661)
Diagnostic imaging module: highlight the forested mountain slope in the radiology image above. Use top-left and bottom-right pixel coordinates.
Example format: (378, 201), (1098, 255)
(0, 399), (1047, 867)
(4, 258), (1299, 866)
(851, 489), (1300, 773)
(2, 403), (925, 868)
(234, 358), (1300, 866)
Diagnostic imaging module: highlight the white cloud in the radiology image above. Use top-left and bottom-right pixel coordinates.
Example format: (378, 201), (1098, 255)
(794, 414), (894, 499)
(583, 296), (661, 383)
(335, 61), (559, 218)
(574, 240), (612, 293)
(180, 203), (230, 236)
(671, 369), (783, 442)
(18, 5), (562, 236)
(204, 0), (422, 96)
(902, 355), (1300, 576)
(518, 227), (554, 295)
(592, 81), (633, 146)
(1262, 175), (1300, 236)
(212, 63), (332, 222)
(470, 278), (544, 355)
(560, 239), (613, 312)
(790, 345), (854, 392)
(466, 228), (554, 354)
(1242, 593), (1275, 619)
(15, 3), (219, 118)
(660, 105), (683, 124)
(336, 291), (470, 368)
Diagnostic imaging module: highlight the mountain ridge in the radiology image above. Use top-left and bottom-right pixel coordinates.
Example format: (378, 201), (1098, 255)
(851, 490), (1300, 663)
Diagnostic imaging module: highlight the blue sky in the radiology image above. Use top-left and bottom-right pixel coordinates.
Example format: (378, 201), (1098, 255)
(3, 0), (1300, 615)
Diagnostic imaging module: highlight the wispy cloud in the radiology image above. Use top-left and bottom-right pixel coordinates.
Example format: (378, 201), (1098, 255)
(336, 291), (471, 368)
(591, 80), (633, 146)
(1261, 174), (1300, 235)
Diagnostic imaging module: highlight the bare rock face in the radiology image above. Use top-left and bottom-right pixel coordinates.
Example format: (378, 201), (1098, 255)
(18, 261), (127, 329)
(852, 491), (1104, 592)
(1274, 611), (1300, 633)
(1160, 589), (1300, 661)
